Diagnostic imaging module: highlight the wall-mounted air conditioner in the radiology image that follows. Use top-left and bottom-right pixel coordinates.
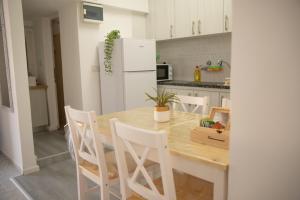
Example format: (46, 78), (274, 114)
(82, 1), (103, 23)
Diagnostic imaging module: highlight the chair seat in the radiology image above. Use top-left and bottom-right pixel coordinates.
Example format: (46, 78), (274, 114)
(79, 151), (155, 180)
(127, 171), (213, 200)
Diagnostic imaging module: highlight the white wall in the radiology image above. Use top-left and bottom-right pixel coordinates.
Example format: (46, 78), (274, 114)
(0, 0), (38, 174)
(229, 1), (300, 200)
(24, 26), (38, 76)
(59, 3), (83, 110)
(59, 3), (147, 113)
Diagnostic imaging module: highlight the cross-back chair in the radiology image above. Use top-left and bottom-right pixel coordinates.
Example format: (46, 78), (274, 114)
(110, 118), (176, 200)
(65, 106), (120, 200)
(110, 118), (214, 200)
(174, 95), (209, 115)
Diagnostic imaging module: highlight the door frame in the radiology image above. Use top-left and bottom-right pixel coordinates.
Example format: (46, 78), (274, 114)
(51, 18), (66, 128)
(40, 16), (60, 131)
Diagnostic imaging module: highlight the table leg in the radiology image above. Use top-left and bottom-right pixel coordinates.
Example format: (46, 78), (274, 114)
(170, 154), (228, 200)
(213, 169), (228, 200)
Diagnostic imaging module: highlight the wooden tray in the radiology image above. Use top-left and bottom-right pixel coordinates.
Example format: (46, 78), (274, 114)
(191, 107), (230, 149)
(191, 127), (229, 149)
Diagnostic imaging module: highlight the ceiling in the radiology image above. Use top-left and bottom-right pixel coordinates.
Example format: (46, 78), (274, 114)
(22, 0), (79, 19)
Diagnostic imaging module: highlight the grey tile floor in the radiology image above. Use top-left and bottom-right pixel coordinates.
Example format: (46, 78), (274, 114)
(34, 129), (68, 159)
(0, 129), (73, 200)
(14, 158), (120, 200)
(0, 153), (27, 200)
(6, 130), (119, 200)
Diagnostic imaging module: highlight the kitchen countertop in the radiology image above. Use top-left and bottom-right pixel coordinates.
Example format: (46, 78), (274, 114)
(158, 80), (230, 89)
(29, 85), (48, 90)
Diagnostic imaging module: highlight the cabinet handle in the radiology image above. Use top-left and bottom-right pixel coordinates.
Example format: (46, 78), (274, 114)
(225, 15), (229, 31)
(170, 25), (173, 38)
(198, 20), (201, 34)
(192, 21), (195, 35)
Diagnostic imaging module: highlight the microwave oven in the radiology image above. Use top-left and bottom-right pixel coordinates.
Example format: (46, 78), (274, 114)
(156, 64), (173, 81)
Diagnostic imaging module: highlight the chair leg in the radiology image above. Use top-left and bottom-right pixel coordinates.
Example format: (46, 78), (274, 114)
(77, 171), (87, 200)
(100, 182), (110, 200)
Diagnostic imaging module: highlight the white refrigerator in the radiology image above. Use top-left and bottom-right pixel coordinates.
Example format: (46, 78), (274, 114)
(98, 38), (157, 114)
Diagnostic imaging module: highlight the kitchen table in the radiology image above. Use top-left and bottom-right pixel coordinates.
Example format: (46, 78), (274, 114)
(96, 107), (229, 200)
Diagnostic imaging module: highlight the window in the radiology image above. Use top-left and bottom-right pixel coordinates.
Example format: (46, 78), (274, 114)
(0, 0), (13, 109)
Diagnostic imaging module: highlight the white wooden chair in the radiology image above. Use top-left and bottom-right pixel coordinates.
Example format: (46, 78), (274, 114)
(110, 118), (213, 200)
(174, 95), (209, 115)
(65, 106), (122, 200)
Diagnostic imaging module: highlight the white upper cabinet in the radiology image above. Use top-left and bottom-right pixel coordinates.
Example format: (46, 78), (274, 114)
(146, 0), (231, 40)
(173, 0), (194, 38)
(201, 0), (224, 35)
(224, 0), (232, 32)
(174, 0), (224, 36)
(152, 0), (174, 40)
(190, 0), (204, 36)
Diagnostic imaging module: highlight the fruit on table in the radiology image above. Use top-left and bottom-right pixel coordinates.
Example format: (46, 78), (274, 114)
(212, 122), (225, 129)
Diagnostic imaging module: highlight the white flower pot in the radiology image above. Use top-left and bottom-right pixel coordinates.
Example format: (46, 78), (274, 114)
(154, 107), (170, 122)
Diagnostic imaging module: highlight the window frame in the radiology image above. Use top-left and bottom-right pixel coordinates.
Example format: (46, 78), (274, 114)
(0, 0), (13, 111)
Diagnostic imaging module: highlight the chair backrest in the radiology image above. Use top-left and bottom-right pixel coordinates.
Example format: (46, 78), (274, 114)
(174, 95), (209, 115)
(110, 118), (176, 200)
(221, 97), (231, 108)
(65, 106), (109, 181)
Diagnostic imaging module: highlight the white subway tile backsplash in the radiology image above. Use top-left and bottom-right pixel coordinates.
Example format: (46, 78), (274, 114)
(157, 33), (231, 82)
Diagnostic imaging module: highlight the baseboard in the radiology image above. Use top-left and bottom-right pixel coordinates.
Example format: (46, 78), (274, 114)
(33, 126), (48, 133)
(47, 124), (59, 132)
(1, 150), (40, 175)
(22, 165), (40, 175)
(0, 150), (22, 174)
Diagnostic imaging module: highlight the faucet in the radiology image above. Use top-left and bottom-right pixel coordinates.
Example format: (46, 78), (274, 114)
(200, 59), (231, 70)
(217, 59), (231, 69)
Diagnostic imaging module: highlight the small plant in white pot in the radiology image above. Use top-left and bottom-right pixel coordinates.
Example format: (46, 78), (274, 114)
(145, 89), (178, 122)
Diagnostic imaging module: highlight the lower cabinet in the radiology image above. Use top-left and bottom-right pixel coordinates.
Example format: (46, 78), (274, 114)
(158, 85), (230, 112)
(30, 87), (49, 128)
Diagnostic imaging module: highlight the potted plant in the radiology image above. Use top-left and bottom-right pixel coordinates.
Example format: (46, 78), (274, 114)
(145, 89), (178, 122)
(104, 30), (121, 74)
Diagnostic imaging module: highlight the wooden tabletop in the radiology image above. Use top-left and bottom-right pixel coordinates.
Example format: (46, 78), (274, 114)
(96, 107), (229, 170)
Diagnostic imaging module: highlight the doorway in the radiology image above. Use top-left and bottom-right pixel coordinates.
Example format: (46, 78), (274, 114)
(51, 18), (66, 128)
(31, 18), (69, 166)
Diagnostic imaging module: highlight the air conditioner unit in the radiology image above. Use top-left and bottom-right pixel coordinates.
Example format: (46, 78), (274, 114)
(82, 1), (103, 23)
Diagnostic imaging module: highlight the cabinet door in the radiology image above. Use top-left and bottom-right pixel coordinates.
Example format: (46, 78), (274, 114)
(193, 89), (219, 111)
(158, 85), (173, 95)
(174, 0), (194, 38)
(201, 0), (224, 35)
(30, 89), (49, 127)
(153, 0), (174, 40)
(146, 0), (156, 39)
(224, 0), (232, 32)
(192, 0), (204, 36)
